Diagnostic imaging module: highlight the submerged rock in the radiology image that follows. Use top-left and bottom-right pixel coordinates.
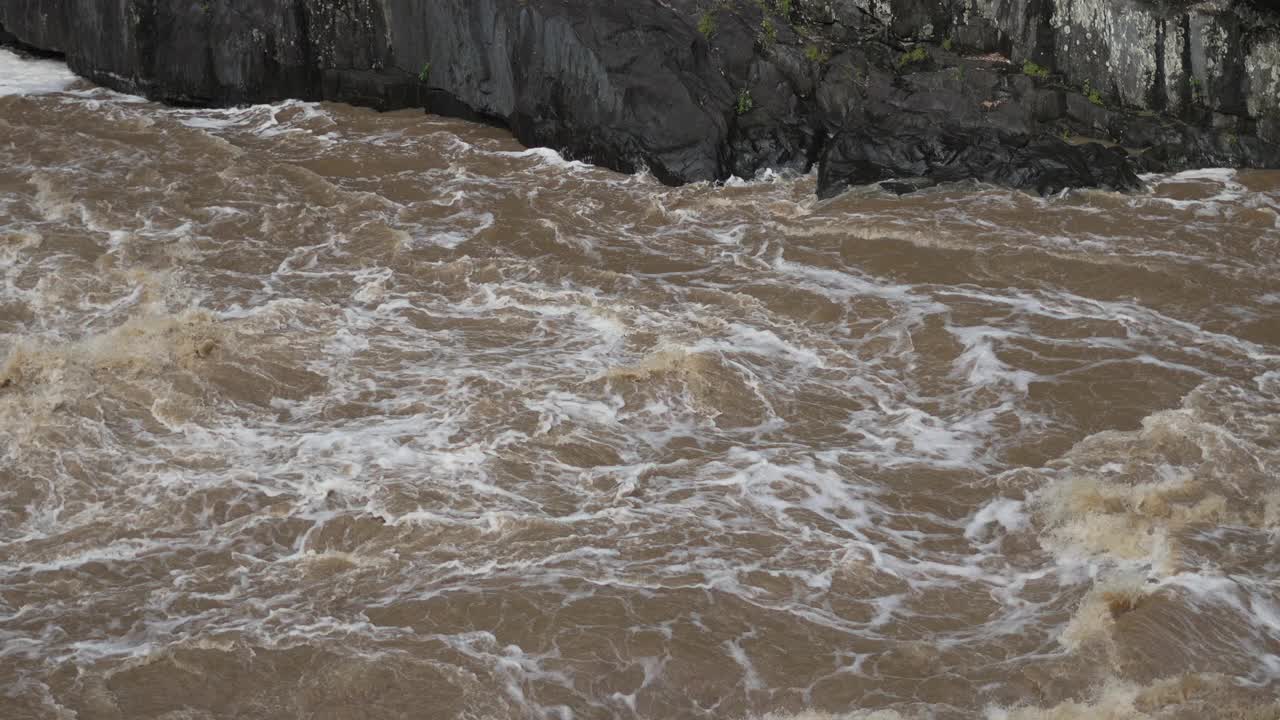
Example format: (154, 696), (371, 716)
(2, 0), (1277, 197)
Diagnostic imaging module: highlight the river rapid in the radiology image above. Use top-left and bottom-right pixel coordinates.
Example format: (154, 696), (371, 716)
(2, 49), (1279, 720)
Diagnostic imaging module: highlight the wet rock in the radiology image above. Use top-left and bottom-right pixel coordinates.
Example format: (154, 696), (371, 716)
(818, 127), (1141, 198)
(1, 0), (1278, 198)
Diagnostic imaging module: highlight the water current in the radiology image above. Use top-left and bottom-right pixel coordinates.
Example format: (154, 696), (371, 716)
(2, 48), (1279, 719)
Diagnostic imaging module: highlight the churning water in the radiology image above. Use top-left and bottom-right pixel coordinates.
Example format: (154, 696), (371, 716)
(2, 48), (1279, 719)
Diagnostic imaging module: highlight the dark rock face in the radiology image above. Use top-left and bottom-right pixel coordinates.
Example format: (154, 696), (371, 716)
(2, 0), (1278, 198)
(819, 128), (1142, 198)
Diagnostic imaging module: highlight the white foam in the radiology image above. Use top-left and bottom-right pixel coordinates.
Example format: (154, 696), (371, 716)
(964, 499), (1029, 542)
(692, 323), (826, 368)
(1169, 167), (1237, 183)
(948, 325), (1041, 392)
(0, 49), (77, 96)
(492, 145), (593, 171)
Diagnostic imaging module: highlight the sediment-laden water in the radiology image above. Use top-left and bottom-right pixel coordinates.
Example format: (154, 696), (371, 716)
(2, 49), (1279, 720)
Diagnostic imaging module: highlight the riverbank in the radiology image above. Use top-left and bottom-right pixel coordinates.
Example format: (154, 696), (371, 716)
(5, 1), (1280, 197)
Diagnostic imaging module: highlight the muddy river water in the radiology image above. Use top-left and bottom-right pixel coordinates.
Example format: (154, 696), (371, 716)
(2, 49), (1279, 719)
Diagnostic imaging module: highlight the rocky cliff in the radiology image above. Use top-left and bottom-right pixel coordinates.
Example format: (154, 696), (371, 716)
(3, 0), (1279, 196)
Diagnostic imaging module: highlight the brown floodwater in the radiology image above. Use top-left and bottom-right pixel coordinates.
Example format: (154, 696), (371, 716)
(1, 49), (1279, 720)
